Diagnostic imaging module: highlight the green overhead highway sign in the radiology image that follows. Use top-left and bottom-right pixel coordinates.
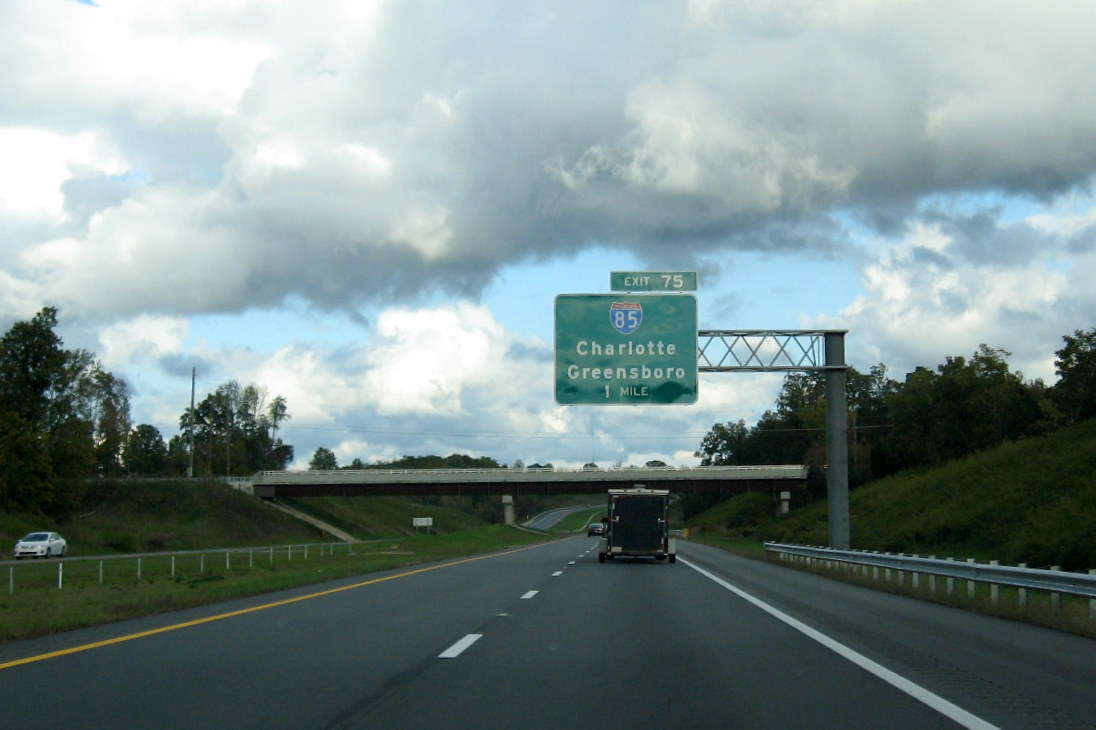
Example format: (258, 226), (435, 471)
(555, 293), (698, 405)
(610, 271), (698, 291)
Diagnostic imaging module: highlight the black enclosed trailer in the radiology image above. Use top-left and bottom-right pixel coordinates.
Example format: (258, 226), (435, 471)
(598, 487), (675, 563)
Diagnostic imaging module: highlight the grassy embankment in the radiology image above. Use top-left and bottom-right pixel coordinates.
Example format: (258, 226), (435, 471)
(0, 481), (567, 642)
(549, 505), (606, 533)
(685, 419), (1096, 636)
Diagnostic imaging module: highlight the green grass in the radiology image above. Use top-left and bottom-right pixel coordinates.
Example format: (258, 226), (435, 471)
(681, 421), (1096, 637)
(0, 481), (523, 558)
(0, 525), (555, 643)
(0, 479), (574, 643)
(685, 419), (1096, 571)
(277, 494), (491, 538)
(549, 506), (605, 533)
(2, 480), (321, 556)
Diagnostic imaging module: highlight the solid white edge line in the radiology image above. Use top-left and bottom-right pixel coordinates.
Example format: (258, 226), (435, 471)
(521, 591), (538, 599)
(679, 558), (1001, 730)
(438, 633), (483, 659)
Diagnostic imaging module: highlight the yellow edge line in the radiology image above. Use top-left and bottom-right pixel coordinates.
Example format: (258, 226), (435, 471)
(1, 541), (553, 671)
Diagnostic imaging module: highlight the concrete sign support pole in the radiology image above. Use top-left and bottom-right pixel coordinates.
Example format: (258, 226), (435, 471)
(824, 332), (850, 550)
(696, 329), (853, 550)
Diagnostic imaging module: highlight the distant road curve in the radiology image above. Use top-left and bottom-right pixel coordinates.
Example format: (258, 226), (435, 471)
(522, 504), (600, 530)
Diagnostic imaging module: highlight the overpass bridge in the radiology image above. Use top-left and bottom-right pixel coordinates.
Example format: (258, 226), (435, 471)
(251, 464), (807, 499)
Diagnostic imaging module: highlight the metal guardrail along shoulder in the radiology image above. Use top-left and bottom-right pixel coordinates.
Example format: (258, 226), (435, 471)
(764, 542), (1096, 599)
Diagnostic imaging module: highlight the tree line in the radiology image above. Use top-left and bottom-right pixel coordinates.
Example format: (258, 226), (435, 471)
(689, 331), (1096, 515)
(8, 305), (1094, 522)
(0, 308), (293, 514)
(307, 450), (505, 471)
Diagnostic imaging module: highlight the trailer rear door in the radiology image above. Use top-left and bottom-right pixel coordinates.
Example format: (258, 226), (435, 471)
(611, 494), (666, 554)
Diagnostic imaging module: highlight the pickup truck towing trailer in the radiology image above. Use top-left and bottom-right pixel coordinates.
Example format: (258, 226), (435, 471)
(598, 487), (675, 563)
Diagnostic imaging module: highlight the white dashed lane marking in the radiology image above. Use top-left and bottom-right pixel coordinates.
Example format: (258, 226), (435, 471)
(439, 634), (482, 659)
(441, 556), (579, 660)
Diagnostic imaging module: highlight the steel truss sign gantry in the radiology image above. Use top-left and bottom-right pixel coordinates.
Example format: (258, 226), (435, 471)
(698, 330), (839, 372)
(697, 330), (850, 550)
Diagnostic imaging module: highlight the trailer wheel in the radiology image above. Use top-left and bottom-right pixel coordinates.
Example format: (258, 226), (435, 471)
(598, 552), (605, 563)
(669, 554), (676, 563)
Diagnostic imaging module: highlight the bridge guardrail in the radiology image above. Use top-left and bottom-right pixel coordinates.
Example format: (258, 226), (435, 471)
(251, 464), (810, 497)
(764, 542), (1096, 600)
(256, 464), (805, 478)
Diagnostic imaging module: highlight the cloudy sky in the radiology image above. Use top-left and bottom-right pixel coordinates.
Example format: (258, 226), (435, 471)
(3, 0), (1096, 470)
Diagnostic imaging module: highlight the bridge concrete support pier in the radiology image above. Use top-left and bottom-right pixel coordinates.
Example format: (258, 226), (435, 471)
(502, 495), (515, 526)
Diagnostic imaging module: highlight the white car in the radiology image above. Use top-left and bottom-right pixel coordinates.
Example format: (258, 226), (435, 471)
(13, 531), (67, 559)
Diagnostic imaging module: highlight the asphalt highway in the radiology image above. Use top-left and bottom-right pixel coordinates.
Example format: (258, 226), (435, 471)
(1, 538), (1093, 729)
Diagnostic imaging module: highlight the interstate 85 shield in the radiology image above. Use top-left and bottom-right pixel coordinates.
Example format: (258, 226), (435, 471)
(609, 301), (643, 334)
